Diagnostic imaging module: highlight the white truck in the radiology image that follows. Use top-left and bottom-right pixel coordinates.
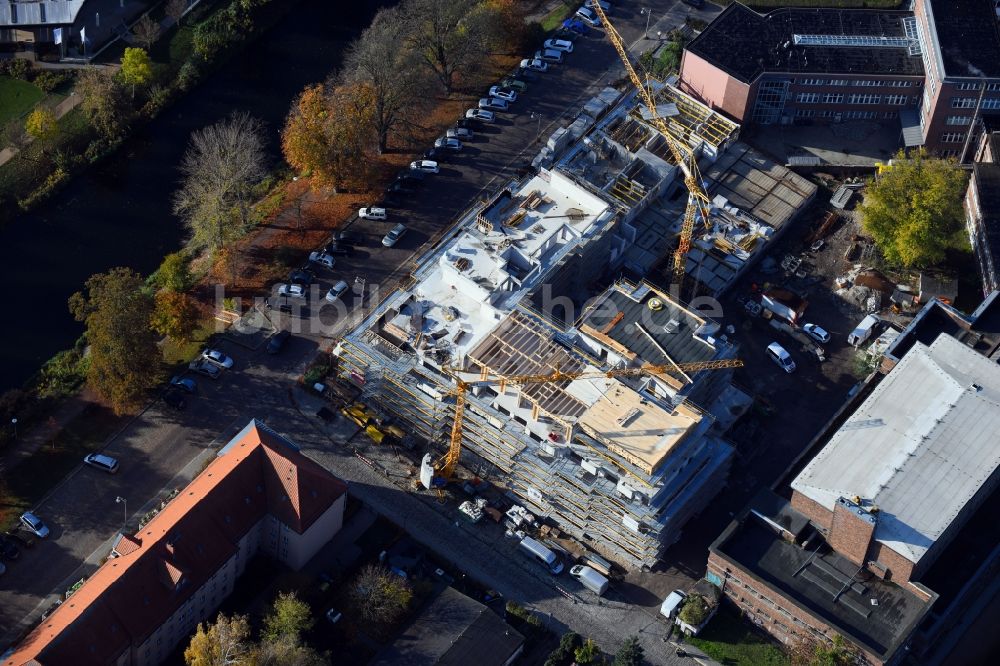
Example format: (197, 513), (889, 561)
(570, 565), (609, 596)
(660, 590), (687, 619)
(848, 314), (881, 347)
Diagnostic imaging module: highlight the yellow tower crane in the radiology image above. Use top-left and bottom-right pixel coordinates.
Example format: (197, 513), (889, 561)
(435, 358), (743, 481)
(589, 3), (712, 287)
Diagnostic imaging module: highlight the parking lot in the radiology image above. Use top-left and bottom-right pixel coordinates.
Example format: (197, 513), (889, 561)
(1, 3), (727, 660)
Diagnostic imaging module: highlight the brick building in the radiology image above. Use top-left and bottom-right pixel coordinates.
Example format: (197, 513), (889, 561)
(965, 118), (1000, 294)
(4, 420), (348, 666)
(707, 332), (1000, 664)
(678, 0), (1000, 155)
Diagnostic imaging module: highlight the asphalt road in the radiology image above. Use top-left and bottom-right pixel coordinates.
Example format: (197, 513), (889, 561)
(0, 2), (725, 662)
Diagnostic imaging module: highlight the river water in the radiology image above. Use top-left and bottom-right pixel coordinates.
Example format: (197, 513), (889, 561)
(1, 0), (388, 391)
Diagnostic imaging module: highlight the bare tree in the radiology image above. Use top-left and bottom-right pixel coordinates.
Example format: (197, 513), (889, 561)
(165, 0), (188, 25)
(342, 6), (428, 153)
(131, 14), (160, 50)
(173, 111), (267, 254)
(349, 564), (413, 625)
(184, 613), (253, 666)
(405, 0), (485, 93)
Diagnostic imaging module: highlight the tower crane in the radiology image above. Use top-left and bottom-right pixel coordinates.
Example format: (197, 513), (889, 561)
(434, 358), (743, 482)
(589, 3), (712, 287)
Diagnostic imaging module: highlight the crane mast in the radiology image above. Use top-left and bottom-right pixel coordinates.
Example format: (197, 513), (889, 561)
(589, 4), (712, 285)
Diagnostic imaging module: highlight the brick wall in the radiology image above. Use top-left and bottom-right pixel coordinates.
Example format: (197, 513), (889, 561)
(868, 541), (916, 584)
(678, 50), (752, 122)
(829, 498), (877, 566)
(790, 491), (832, 531)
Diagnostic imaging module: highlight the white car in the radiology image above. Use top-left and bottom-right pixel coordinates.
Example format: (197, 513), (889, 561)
(308, 251), (336, 269)
(447, 127), (474, 140)
(766, 342), (796, 374)
(358, 207), (387, 221)
(466, 108), (495, 123)
(20, 512), (50, 538)
(802, 323), (831, 344)
(544, 38), (574, 53)
(489, 86), (518, 103)
(277, 283), (306, 299)
(575, 6), (601, 26)
(200, 349), (234, 369)
(410, 159), (439, 174)
(434, 136), (463, 151)
(326, 280), (350, 302)
(520, 58), (548, 72)
(479, 97), (509, 112)
(382, 223), (407, 247)
(83, 453), (119, 474)
(188, 359), (221, 379)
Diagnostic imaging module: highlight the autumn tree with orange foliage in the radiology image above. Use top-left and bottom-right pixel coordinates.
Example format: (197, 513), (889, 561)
(281, 83), (375, 191)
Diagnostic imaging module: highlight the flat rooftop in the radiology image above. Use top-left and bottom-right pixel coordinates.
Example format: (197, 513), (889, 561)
(792, 334), (1000, 565)
(714, 513), (933, 660)
(686, 4), (924, 83)
(928, 0), (1000, 78)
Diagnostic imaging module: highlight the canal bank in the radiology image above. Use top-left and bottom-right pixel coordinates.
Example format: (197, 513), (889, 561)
(1, 0), (391, 392)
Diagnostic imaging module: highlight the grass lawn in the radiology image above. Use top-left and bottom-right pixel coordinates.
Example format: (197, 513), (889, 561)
(687, 605), (790, 666)
(540, 0), (576, 33)
(0, 76), (44, 126)
(160, 317), (217, 365)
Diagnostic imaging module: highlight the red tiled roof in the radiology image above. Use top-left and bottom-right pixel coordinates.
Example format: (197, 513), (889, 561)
(5, 421), (347, 666)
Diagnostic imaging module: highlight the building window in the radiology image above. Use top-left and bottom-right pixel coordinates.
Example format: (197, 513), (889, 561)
(822, 93), (843, 104)
(799, 78), (827, 86)
(881, 111), (898, 119)
(982, 98), (1000, 110)
(957, 82), (982, 91)
(845, 110), (876, 119)
(886, 80), (914, 87)
(9, 3), (17, 23)
(945, 115), (972, 125)
(988, 83), (1000, 91)
(848, 94), (881, 105)
(795, 109), (815, 117)
(818, 110), (836, 118)
(797, 92), (819, 103)
(886, 94), (907, 105)
(829, 79), (849, 86)
(941, 132), (966, 143)
(38, 3), (45, 22)
(952, 97), (977, 108)
(851, 80), (880, 87)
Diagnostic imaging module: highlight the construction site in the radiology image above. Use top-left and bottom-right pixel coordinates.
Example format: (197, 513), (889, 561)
(333, 7), (817, 570)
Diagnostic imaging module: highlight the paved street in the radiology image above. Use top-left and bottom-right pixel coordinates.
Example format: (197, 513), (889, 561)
(0, 2), (725, 662)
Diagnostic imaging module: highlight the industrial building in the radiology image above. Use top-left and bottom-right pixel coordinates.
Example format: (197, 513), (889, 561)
(706, 328), (1000, 664)
(0, 0), (150, 58)
(678, 0), (1000, 156)
(4, 421), (348, 666)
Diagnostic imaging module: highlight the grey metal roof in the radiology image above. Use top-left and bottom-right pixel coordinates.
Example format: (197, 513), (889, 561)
(899, 109), (923, 148)
(791, 333), (1000, 564)
(1, 1), (85, 27)
(580, 285), (718, 366)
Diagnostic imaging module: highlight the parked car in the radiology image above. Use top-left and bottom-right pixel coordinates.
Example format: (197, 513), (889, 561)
(325, 608), (343, 624)
(170, 376), (197, 394)
(83, 453), (120, 474)
(479, 97), (509, 112)
(385, 181), (415, 197)
(20, 512), (50, 539)
(499, 76), (528, 93)
(4, 530), (34, 549)
(0, 535), (20, 561)
(489, 86), (518, 103)
(447, 127), (474, 140)
(335, 229), (366, 246)
(535, 48), (564, 64)
(288, 268), (315, 286)
(519, 58), (548, 72)
(201, 349), (234, 369)
(434, 136), (463, 151)
(466, 108), (495, 123)
(308, 251), (336, 269)
(575, 6), (601, 26)
(189, 359), (222, 379)
(766, 342), (796, 373)
(358, 207), (387, 221)
(398, 169), (425, 184)
(586, 0), (612, 13)
(278, 283), (307, 299)
(382, 223), (408, 247)
(423, 147), (446, 162)
(162, 389), (187, 410)
(410, 159), (440, 174)
(267, 330), (291, 355)
(326, 280), (350, 302)
(802, 323), (831, 344)
(326, 243), (354, 257)
(544, 38), (574, 53)
(562, 18), (590, 35)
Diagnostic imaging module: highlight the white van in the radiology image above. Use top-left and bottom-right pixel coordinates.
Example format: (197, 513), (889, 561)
(570, 565), (609, 595)
(848, 314), (880, 346)
(660, 589), (687, 619)
(519, 536), (564, 575)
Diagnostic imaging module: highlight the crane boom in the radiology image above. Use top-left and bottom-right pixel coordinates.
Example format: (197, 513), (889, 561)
(589, 3), (712, 285)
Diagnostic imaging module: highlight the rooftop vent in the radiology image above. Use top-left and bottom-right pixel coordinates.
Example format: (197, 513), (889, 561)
(664, 319), (680, 334)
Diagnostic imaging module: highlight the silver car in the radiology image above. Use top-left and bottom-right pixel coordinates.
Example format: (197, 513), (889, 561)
(20, 512), (50, 538)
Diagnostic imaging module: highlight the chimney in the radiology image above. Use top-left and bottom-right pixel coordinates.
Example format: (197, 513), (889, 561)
(829, 496), (877, 566)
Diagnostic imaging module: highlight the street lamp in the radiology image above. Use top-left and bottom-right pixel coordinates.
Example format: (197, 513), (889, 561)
(641, 7), (651, 39)
(530, 111), (541, 137)
(115, 496), (127, 534)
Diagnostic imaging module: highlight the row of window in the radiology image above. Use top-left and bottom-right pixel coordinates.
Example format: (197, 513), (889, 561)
(952, 98), (1000, 109)
(795, 93), (915, 105)
(793, 78), (916, 87)
(956, 82), (1000, 91)
(941, 132), (966, 143)
(795, 109), (898, 120)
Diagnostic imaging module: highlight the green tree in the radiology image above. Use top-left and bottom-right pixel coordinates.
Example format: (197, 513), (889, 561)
(155, 251), (194, 292)
(405, 0), (487, 93)
(575, 638), (601, 665)
(68, 268), (159, 415)
(612, 635), (644, 666)
(861, 149), (968, 268)
(349, 564), (413, 625)
(120, 47), (153, 97)
(77, 68), (131, 140)
(25, 108), (59, 142)
(151, 291), (200, 342)
(184, 613), (253, 666)
(263, 591), (314, 644)
(678, 594), (711, 627)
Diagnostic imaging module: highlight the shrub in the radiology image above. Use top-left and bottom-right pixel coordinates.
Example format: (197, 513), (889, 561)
(32, 70), (70, 93)
(17, 166), (69, 210)
(1, 58), (33, 80)
(35, 348), (90, 399)
(678, 594), (711, 627)
(176, 60), (202, 92)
